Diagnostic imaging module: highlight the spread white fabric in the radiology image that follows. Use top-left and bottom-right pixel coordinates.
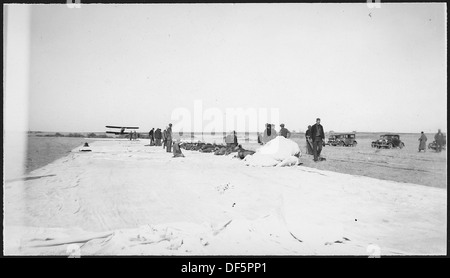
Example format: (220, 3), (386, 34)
(244, 136), (301, 167)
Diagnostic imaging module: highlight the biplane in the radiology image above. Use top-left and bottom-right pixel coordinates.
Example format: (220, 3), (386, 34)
(105, 125), (139, 135)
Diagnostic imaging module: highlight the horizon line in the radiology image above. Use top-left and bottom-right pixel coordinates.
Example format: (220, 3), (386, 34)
(26, 130), (446, 134)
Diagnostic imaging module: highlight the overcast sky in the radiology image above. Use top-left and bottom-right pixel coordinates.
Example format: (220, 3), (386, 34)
(10, 3), (448, 133)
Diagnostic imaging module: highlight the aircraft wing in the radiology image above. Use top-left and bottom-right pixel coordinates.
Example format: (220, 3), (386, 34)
(105, 126), (139, 129)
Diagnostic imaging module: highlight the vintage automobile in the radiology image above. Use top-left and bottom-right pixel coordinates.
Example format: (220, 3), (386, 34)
(371, 134), (405, 149)
(328, 133), (357, 147)
(337, 133), (357, 147)
(326, 134), (340, 146)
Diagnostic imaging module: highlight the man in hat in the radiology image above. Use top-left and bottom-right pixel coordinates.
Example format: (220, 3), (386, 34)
(434, 129), (445, 153)
(418, 131), (427, 152)
(305, 125), (313, 155)
(279, 124), (291, 138)
(233, 131), (238, 146)
(310, 118), (325, 162)
(154, 128), (162, 146)
(149, 128), (155, 146)
(166, 123), (173, 153)
(162, 128), (167, 149)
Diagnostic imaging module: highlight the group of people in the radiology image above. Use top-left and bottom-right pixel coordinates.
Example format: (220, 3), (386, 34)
(303, 119), (446, 159)
(149, 124), (173, 151)
(148, 123), (184, 157)
(147, 118), (445, 161)
(148, 124), (242, 159)
(148, 128), (163, 146)
(418, 129), (446, 153)
(259, 119), (324, 162)
(259, 123), (292, 143)
(129, 130), (139, 140)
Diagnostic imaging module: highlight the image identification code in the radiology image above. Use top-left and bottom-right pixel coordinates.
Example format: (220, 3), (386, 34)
(181, 262), (266, 275)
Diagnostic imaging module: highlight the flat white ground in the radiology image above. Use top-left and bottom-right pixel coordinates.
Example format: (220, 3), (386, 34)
(3, 139), (446, 256)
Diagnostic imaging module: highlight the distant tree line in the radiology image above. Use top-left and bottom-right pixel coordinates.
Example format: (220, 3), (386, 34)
(35, 132), (111, 138)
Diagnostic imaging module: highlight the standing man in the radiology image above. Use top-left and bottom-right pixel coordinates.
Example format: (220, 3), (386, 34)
(162, 128), (167, 149)
(418, 131), (427, 152)
(149, 128), (155, 146)
(305, 125), (313, 155)
(233, 131), (238, 147)
(311, 118), (325, 162)
(434, 129), (445, 153)
(154, 128), (162, 146)
(279, 124), (291, 138)
(166, 123), (173, 153)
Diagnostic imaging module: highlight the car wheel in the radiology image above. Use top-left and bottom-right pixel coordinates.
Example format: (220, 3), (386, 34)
(388, 143), (393, 149)
(353, 142), (357, 147)
(400, 142), (404, 149)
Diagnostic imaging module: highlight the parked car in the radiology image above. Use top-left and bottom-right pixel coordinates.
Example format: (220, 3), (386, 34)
(328, 133), (357, 147)
(337, 133), (357, 147)
(326, 134), (340, 146)
(371, 134), (405, 149)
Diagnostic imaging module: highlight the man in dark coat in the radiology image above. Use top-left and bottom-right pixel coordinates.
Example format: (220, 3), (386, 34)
(149, 128), (155, 146)
(234, 131), (239, 146)
(162, 128), (167, 149)
(166, 123), (173, 153)
(154, 128), (162, 146)
(305, 125), (313, 155)
(434, 129), (445, 152)
(311, 118), (325, 162)
(418, 131), (427, 152)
